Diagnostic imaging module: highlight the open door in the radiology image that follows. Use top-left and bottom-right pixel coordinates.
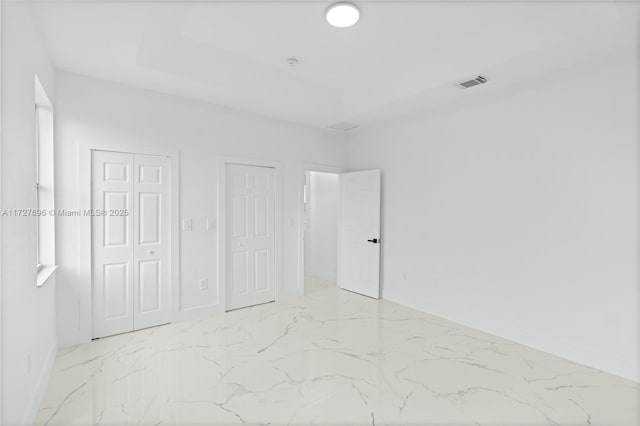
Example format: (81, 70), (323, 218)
(338, 170), (381, 298)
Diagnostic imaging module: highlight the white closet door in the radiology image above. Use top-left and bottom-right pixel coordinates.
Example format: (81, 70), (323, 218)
(92, 151), (135, 338)
(226, 164), (276, 311)
(92, 151), (171, 338)
(133, 154), (171, 330)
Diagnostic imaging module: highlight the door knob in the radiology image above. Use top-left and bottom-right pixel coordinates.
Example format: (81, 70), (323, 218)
(367, 238), (379, 244)
(147, 250), (154, 254)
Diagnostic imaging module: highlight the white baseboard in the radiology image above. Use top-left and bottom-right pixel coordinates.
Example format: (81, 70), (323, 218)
(22, 343), (56, 425)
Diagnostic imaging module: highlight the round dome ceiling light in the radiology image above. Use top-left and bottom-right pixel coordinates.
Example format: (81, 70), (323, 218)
(326, 3), (360, 28)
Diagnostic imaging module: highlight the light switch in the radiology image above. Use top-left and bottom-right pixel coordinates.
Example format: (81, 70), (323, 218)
(182, 219), (192, 231)
(199, 279), (208, 290)
(206, 218), (216, 231)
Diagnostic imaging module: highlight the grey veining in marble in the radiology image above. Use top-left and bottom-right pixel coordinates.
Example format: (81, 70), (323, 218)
(36, 278), (639, 425)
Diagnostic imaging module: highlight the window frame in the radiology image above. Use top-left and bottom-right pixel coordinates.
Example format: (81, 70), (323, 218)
(35, 105), (42, 272)
(35, 75), (57, 287)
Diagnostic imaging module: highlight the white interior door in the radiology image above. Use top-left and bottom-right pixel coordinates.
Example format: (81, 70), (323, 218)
(133, 154), (171, 330)
(226, 164), (276, 311)
(92, 151), (171, 338)
(338, 170), (381, 298)
(92, 151), (135, 337)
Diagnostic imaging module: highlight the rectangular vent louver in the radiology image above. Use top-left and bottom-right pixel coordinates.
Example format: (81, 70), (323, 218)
(458, 75), (488, 89)
(328, 122), (359, 132)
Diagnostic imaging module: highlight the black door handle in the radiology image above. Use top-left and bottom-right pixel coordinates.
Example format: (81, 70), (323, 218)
(367, 238), (380, 244)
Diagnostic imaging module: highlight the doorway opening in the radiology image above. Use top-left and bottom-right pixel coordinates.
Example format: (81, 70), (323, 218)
(302, 171), (340, 295)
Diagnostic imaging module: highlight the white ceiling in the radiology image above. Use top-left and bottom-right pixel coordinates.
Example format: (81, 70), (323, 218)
(30, 0), (637, 129)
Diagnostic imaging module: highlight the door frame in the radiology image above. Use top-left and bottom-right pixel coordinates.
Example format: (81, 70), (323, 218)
(296, 163), (343, 296)
(217, 157), (282, 311)
(78, 142), (180, 339)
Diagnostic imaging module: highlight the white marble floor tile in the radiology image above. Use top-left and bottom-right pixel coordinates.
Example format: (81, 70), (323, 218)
(304, 276), (335, 295)
(36, 284), (639, 426)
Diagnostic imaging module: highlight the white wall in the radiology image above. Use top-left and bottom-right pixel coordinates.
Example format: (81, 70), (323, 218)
(55, 72), (347, 347)
(0, 3), (4, 423)
(1, 3), (58, 424)
(304, 172), (339, 282)
(346, 55), (640, 382)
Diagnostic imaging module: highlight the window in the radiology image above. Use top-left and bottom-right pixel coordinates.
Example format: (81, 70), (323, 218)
(35, 75), (56, 287)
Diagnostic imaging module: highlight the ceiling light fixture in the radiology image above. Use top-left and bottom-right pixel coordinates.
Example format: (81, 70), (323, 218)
(326, 2), (360, 28)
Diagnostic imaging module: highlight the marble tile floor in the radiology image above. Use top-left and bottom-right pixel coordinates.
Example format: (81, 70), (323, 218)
(36, 281), (639, 426)
(304, 276), (336, 295)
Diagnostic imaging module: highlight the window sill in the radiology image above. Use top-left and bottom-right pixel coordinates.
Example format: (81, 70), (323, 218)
(37, 265), (58, 287)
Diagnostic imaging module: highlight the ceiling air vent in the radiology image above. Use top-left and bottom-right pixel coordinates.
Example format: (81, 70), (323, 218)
(328, 122), (359, 132)
(457, 75), (488, 89)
